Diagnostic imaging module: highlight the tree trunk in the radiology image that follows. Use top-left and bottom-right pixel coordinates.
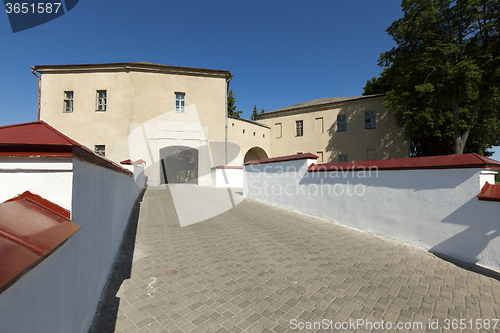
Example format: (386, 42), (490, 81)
(452, 92), (482, 155)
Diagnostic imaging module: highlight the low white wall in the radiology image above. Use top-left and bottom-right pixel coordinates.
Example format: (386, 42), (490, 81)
(244, 160), (500, 271)
(0, 158), (73, 210)
(212, 167), (243, 187)
(0, 158), (142, 333)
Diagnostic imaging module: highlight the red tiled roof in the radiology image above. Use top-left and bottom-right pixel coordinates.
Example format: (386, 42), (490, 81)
(0, 121), (132, 176)
(0, 191), (81, 294)
(308, 153), (500, 172)
(244, 153), (318, 166)
(478, 182), (500, 202)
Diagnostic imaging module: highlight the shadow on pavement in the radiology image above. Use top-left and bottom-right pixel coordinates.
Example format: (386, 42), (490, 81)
(88, 189), (146, 333)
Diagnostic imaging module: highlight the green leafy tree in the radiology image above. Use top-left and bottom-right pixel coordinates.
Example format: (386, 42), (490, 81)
(260, 108), (265, 114)
(370, 0), (500, 156)
(250, 104), (259, 121)
(227, 89), (242, 119)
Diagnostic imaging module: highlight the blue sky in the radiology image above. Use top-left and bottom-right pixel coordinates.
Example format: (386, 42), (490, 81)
(1, 0), (499, 159)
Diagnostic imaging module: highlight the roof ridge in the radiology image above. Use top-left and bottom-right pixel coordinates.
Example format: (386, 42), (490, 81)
(38, 121), (82, 146)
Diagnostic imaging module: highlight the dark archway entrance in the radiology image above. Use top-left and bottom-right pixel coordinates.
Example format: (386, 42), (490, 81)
(244, 147), (268, 163)
(159, 146), (198, 185)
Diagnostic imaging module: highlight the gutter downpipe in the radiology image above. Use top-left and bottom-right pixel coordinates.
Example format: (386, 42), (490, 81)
(31, 67), (41, 120)
(225, 73), (233, 166)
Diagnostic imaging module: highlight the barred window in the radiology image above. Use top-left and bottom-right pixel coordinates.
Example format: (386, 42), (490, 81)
(64, 91), (73, 113)
(337, 115), (346, 132)
(95, 145), (105, 157)
(96, 90), (107, 111)
(365, 111), (376, 129)
(296, 120), (303, 137)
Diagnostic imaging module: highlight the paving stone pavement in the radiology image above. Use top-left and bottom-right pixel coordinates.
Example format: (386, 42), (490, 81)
(90, 187), (500, 333)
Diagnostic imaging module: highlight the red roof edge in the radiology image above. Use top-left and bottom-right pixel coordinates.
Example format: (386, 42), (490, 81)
(211, 165), (243, 169)
(0, 192), (81, 294)
(244, 153), (318, 166)
(308, 153), (500, 172)
(5, 191), (71, 219)
(0, 121), (133, 177)
(477, 182), (500, 202)
(120, 159), (134, 165)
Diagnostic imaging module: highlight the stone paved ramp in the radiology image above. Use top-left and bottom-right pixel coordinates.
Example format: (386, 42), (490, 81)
(91, 187), (500, 332)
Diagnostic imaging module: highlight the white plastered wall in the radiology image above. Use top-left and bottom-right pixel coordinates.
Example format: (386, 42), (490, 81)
(212, 168), (243, 187)
(0, 158), (142, 333)
(244, 160), (500, 271)
(0, 157), (73, 209)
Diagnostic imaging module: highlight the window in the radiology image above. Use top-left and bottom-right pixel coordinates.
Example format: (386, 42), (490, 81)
(96, 90), (107, 111)
(315, 117), (324, 134)
(296, 120), (303, 136)
(275, 123), (282, 138)
(243, 129), (245, 134)
(365, 111), (376, 129)
(337, 115), (346, 132)
(367, 149), (375, 160)
(64, 91), (73, 113)
(339, 155), (347, 162)
(263, 134), (265, 138)
(95, 145), (105, 157)
(175, 92), (185, 112)
(317, 151), (323, 163)
(253, 132), (256, 136)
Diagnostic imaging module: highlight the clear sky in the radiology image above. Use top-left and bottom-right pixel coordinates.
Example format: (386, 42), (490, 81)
(1, 0), (499, 159)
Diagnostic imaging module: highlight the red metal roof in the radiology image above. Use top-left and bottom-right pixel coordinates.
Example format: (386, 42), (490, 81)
(244, 153), (318, 166)
(211, 165), (243, 169)
(308, 153), (500, 172)
(120, 159), (134, 165)
(0, 191), (81, 294)
(478, 182), (500, 202)
(0, 121), (132, 176)
(0, 121), (80, 146)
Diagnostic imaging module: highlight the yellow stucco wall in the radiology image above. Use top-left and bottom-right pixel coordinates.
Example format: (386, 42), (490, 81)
(226, 118), (271, 165)
(38, 64), (230, 186)
(257, 96), (408, 163)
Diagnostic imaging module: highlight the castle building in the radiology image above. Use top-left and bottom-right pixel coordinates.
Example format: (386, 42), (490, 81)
(34, 62), (407, 186)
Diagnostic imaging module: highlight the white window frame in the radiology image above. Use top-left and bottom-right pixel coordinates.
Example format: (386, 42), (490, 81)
(96, 90), (107, 111)
(64, 91), (73, 113)
(175, 92), (185, 112)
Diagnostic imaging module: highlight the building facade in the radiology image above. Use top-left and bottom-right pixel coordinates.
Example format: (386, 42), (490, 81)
(255, 95), (408, 163)
(36, 62), (239, 186)
(34, 62), (407, 186)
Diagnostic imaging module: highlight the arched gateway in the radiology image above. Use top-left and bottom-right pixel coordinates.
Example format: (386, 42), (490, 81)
(244, 147), (268, 163)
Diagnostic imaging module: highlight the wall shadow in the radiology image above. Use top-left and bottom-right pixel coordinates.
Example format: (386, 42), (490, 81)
(430, 197), (500, 265)
(325, 103), (406, 162)
(87, 188), (146, 333)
